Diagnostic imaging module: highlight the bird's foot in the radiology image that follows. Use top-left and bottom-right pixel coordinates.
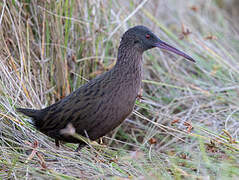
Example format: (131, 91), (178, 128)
(75, 144), (85, 152)
(137, 89), (143, 101)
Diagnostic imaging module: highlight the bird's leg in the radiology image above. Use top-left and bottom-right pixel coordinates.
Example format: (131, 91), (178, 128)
(137, 88), (143, 100)
(99, 137), (103, 145)
(55, 139), (60, 149)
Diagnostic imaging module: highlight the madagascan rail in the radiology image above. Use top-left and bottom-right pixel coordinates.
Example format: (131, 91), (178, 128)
(17, 25), (195, 151)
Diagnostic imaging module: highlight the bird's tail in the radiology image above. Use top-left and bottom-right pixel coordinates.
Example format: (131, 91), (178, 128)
(16, 107), (39, 119)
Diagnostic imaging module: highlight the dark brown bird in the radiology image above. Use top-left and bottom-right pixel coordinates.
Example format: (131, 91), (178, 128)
(17, 25), (195, 151)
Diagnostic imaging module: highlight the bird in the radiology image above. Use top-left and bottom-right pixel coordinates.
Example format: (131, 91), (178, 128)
(17, 25), (195, 151)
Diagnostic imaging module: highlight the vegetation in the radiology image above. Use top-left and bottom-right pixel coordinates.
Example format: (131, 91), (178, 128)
(0, 0), (239, 179)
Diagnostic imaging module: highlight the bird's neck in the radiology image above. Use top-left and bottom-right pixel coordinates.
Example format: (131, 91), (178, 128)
(114, 44), (143, 74)
(110, 44), (143, 102)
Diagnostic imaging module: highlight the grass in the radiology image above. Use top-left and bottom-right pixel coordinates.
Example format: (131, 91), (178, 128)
(1, 0), (239, 179)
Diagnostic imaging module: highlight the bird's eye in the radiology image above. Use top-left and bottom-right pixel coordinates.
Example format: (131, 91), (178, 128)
(146, 34), (150, 39)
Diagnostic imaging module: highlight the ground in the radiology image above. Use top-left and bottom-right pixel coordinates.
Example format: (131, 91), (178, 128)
(0, 0), (239, 179)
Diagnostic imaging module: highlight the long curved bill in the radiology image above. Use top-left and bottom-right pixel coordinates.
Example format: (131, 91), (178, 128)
(155, 40), (195, 62)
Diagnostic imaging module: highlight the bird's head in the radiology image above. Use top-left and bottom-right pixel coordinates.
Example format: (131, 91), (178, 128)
(121, 25), (195, 62)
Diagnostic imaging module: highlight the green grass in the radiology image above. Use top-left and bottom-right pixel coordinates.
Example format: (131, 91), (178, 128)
(1, 0), (239, 179)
